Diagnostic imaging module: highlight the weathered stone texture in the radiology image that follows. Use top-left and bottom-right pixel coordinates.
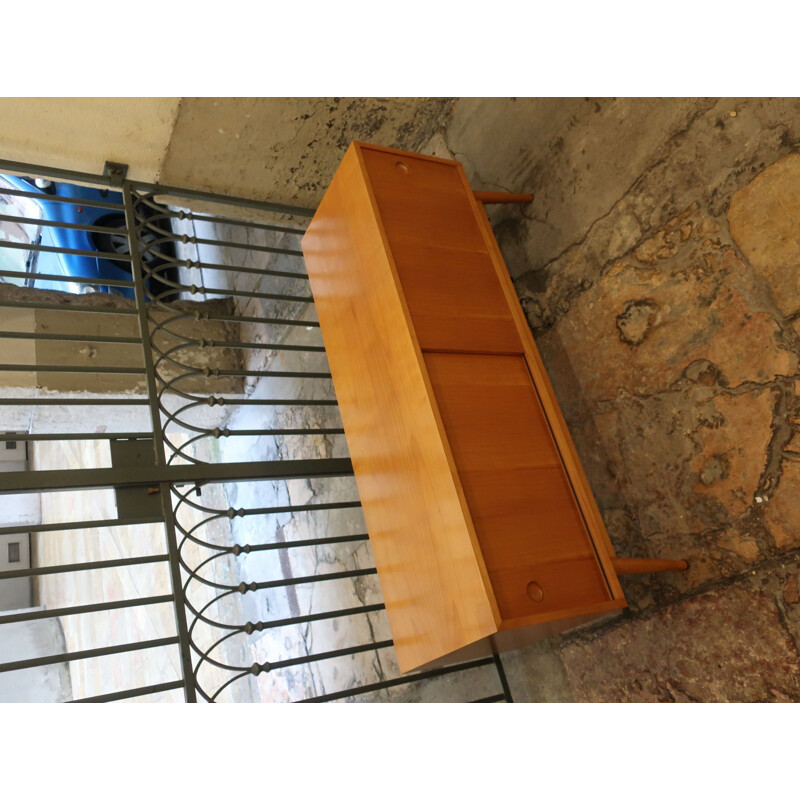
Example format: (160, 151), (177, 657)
(161, 98), (453, 209)
(466, 99), (800, 698)
(519, 208), (789, 607)
(499, 638), (575, 702)
(561, 582), (800, 702)
(512, 100), (800, 336)
(534, 208), (796, 419)
(728, 153), (800, 318)
(764, 461), (800, 551)
(441, 98), (713, 277)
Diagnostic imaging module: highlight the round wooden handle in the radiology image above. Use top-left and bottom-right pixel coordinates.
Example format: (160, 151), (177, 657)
(526, 581), (544, 602)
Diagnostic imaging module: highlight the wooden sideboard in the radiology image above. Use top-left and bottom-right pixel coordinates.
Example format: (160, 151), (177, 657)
(301, 142), (682, 673)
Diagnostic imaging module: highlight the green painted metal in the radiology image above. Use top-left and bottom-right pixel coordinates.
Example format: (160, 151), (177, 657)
(0, 553), (169, 581)
(0, 637), (180, 674)
(0, 596), (174, 626)
(0, 156), (316, 217)
(0, 240), (132, 263)
(69, 681), (186, 703)
(0, 458), (354, 493)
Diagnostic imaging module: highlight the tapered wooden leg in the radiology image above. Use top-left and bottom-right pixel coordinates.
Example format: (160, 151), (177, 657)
(473, 190), (533, 204)
(612, 558), (689, 575)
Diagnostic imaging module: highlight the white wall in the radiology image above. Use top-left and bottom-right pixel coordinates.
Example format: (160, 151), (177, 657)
(0, 613), (72, 702)
(0, 442), (36, 612)
(0, 98), (181, 183)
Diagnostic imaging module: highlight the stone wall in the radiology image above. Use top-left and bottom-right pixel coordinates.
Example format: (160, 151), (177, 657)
(422, 98), (800, 701)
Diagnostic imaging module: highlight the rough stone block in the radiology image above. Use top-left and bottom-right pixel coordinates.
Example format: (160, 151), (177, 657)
(728, 153), (800, 317)
(536, 210), (796, 418)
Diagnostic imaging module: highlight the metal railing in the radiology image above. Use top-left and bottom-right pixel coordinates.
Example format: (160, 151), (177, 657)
(0, 158), (513, 703)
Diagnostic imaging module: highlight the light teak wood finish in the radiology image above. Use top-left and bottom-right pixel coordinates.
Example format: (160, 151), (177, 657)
(302, 142), (629, 673)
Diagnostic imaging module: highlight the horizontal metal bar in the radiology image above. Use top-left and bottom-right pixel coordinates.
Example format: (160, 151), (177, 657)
(0, 364), (145, 375)
(0, 212), (127, 236)
(185, 210), (306, 235)
(181, 397), (337, 408)
(298, 656), (497, 703)
(0, 299), (139, 316)
(191, 235), (303, 257)
(0, 514), (164, 537)
(0, 330), (140, 344)
(198, 340), (325, 352)
(0, 431), (151, 443)
(190, 368), (330, 380)
(0, 158), (120, 189)
(0, 636), (179, 674)
(189, 260), (309, 280)
(242, 500), (361, 517)
(0, 553), (168, 581)
(69, 680), (185, 703)
(0, 457), (354, 492)
(0, 184), (123, 209)
(0, 398), (150, 406)
(207, 427), (344, 437)
(185, 285), (313, 303)
(0, 595), (174, 625)
(266, 639), (393, 672)
(0, 239), (132, 263)
(0, 270), (133, 290)
(0, 157), (314, 216)
(245, 603), (386, 633)
(199, 312), (319, 328)
(132, 181), (315, 218)
(238, 533), (369, 554)
(252, 567), (376, 593)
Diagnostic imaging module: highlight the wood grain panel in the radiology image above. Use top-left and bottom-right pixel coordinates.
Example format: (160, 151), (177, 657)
(387, 240), (522, 353)
(457, 467), (597, 570)
(301, 143), (500, 672)
(304, 142), (626, 670)
(361, 146), (467, 194)
(423, 353), (559, 472)
(424, 351), (612, 621)
(363, 147), (487, 253)
(490, 557), (612, 620)
(463, 184), (626, 603)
